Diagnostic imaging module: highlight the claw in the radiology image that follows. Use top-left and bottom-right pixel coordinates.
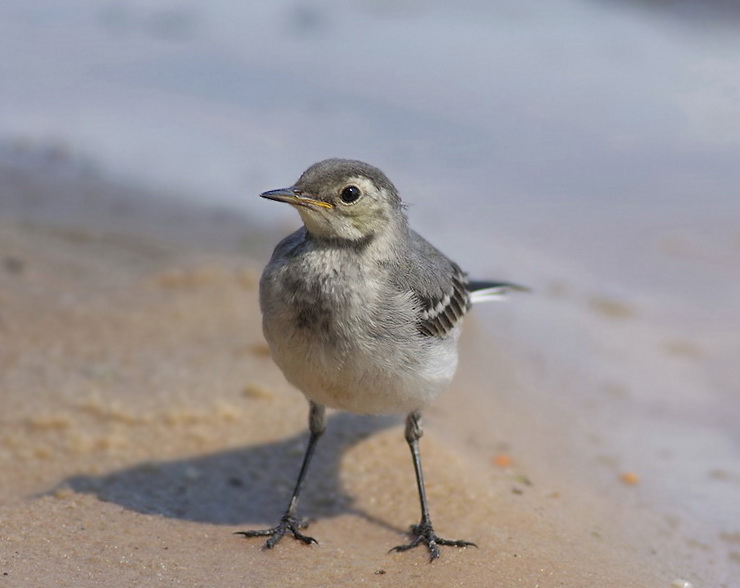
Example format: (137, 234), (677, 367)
(390, 521), (476, 562)
(236, 514), (318, 549)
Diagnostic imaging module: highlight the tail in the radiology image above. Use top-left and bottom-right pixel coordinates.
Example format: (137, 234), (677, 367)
(468, 280), (530, 304)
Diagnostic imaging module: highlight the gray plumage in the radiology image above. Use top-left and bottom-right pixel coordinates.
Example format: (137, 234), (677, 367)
(259, 158), (522, 414)
(239, 158), (524, 560)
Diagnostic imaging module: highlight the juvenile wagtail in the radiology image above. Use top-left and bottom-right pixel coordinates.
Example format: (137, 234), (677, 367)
(238, 159), (525, 561)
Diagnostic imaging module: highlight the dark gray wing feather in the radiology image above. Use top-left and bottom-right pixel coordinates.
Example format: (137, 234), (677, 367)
(416, 264), (471, 337)
(390, 231), (528, 338)
(391, 230), (472, 338)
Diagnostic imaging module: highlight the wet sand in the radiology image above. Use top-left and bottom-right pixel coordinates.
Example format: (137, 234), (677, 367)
(0, 163), (730, 587)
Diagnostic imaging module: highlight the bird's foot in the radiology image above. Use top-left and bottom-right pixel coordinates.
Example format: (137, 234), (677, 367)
(390, 520), (476, 562)
(236, 513), (317, 549)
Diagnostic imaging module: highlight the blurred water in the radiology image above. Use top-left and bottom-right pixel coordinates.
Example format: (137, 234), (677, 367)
(1, 0), (739, 579)
(1, 0), (739, 300)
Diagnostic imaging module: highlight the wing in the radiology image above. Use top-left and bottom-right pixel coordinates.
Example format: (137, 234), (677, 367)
(416, 263), (471, 337)
(390, 230), (472, 338)
(390, 231), (529, 338)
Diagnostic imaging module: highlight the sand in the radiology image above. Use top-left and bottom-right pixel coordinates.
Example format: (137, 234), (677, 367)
(0, 162), (730, 587)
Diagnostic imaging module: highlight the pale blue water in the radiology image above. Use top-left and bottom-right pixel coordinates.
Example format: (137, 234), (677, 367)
(1, 0), (739, 300)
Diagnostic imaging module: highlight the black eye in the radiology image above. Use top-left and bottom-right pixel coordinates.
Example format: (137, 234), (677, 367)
(339, 185), (361, 204)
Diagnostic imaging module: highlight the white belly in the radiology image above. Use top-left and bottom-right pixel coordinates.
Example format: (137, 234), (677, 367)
(266, 322), (460, 415)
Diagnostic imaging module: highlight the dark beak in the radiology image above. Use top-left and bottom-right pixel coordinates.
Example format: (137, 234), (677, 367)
(260, 187), (334, 209)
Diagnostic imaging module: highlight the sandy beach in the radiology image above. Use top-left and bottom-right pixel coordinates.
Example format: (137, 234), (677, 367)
(3, 160), (735, 587)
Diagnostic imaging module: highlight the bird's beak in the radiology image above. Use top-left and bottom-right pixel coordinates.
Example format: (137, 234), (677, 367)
(260, 187), (334, 209)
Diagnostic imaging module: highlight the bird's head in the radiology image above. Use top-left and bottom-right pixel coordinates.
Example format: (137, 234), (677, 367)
(260, 159), (406, 243)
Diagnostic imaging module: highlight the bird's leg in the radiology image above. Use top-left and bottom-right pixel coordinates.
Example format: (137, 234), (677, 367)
(236, 401), (326, 549)
(390, 410), (477, 561)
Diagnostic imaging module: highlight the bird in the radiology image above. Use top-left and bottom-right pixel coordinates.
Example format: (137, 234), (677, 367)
(236, 158), (525, 561)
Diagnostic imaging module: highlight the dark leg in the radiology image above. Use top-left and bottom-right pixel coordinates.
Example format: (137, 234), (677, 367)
(390, 411), (477, 561)
(236, 401), (326, 549)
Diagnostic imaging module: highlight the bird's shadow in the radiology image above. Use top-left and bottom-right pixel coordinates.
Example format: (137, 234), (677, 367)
(61, 412), (399, 529)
